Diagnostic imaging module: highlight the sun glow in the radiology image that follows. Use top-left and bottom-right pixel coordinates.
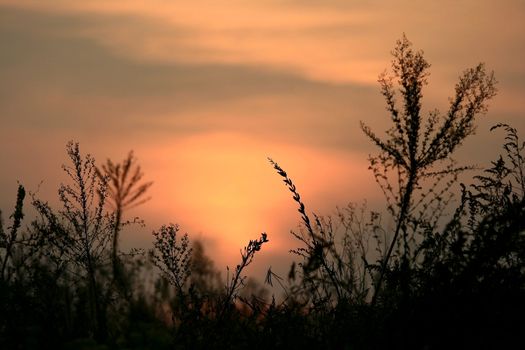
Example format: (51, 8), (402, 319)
(136, 131), (374, 267)
(1, 0), (524, 290)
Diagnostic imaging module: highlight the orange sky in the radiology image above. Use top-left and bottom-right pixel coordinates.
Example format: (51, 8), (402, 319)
(1, 0), (524, 280)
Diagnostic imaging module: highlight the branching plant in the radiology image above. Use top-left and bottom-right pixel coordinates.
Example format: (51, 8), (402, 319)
(269, 159), (376, 307)
(360, 34), (497, 303)
(96, 151), (152, 286)
(470, 124), (525, 212)
(149, 224), (192, 298)
(31, 141), (114, 341)
(222, 232), (269, 318)
(2, 35), (523, 350)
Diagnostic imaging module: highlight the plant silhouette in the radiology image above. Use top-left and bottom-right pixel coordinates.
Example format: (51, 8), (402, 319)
(96, 151), (152, 290)
(0, 36), (522, 350)
(360, 34), (497, 304)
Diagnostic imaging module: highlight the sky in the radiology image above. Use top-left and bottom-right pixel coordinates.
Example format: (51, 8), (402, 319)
(1, 0), (524, 282)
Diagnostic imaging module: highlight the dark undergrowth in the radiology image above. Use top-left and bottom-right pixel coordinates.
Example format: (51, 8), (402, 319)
(1, 36), (523, 349)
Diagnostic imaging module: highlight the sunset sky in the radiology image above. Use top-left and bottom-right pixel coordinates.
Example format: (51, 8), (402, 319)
(1, 1), (524, 280)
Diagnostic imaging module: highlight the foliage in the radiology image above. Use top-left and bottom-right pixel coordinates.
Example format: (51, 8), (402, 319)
(222, 233), (269, 315)
(269, 158), (374, 308)
(96, 151), (152, 285)
(360, 34), (497, 303)
(150, 224), (192, 296)
(30, 141), (115, 341)
(0, 36), (523, 350)
(0, 184), (25, 283)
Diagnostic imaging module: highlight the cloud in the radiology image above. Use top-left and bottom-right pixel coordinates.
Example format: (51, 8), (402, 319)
(0, 7), (385, 152)
(2, 0), (525, 89)
(0, 1), (390, 84)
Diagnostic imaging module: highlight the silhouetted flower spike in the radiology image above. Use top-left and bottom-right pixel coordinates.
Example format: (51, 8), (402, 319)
(269, 158), (315, 237)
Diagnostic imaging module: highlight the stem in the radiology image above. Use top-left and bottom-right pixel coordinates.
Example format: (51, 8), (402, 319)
(371, 171), (416, 305)
(1, 185), (25, 282)
(112, 206), (122, 285)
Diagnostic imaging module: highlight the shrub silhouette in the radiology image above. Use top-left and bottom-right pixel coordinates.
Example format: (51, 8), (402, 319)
(31, 141), (114, 341)
(360, 34), (497, 304)
(0, 35), (523, 350)
(268, 35), (522, 349)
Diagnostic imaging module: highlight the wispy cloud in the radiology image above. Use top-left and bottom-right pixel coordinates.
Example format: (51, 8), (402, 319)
(2, 0), (524, 87)
(0, 6), (382, 152)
